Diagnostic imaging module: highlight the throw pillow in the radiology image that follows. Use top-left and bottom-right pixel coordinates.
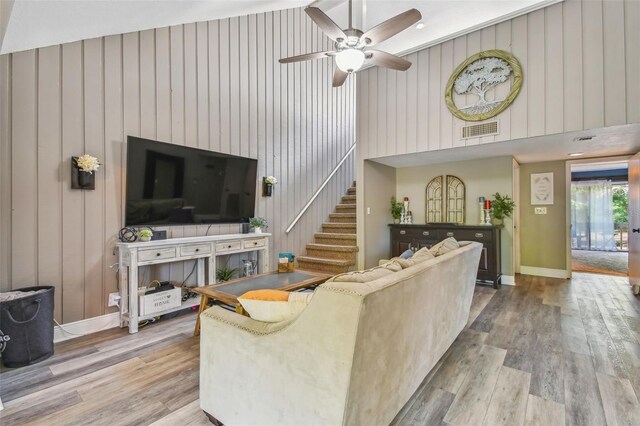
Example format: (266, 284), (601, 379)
(399, 249), (414, 260)
(429, 237), (460, 256)
(393, 249), (435, 269)
(238, 290), (314, 323)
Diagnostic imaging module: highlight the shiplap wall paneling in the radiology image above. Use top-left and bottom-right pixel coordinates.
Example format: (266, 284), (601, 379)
(37, 46), (63, 322)
(103, 34), (123, 314)
(356, 0), (638, 161)
(61, 42), (85, 323)
(626, 0), (640, 124)
(0, 7), (356, 322)
(11, 51), (38, 292)
(0, 55), (11, 294)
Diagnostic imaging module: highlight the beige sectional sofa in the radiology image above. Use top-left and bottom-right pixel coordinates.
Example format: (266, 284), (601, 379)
(199, 241), (482, 425)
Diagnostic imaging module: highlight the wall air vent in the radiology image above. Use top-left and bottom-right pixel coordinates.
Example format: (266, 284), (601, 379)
(461, 121), (499, 139)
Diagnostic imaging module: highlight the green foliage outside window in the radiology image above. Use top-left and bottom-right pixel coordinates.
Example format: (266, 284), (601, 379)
(612, 185), (628, 224)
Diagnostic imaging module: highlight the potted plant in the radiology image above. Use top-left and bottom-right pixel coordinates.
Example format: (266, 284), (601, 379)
(390, 196), (403, 223)
(263, 176), (278, 197)
(216, 263), (239, 282)
(491, 192), (515, 225)
(138, 228), (153, 242)
(249, 217), (268, 233)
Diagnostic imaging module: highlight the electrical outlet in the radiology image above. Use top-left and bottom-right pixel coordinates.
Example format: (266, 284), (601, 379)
(108, 292), (121, 307)
(367, 207), (371, 215)
(534, 207), (547, 215)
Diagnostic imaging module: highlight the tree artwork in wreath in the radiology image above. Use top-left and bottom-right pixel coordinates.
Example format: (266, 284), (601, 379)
(445, 50), (523, 122)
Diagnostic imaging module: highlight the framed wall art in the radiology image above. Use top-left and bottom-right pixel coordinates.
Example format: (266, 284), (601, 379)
(531, 172), (554, 205)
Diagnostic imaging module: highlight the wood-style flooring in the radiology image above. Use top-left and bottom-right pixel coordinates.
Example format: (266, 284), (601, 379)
(2, 273), (640, 425)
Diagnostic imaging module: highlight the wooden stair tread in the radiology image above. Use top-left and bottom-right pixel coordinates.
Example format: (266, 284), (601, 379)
(297, 256), (353, 266)
(322, 222), (356, 228)
(306, 243), (359, 252)
(314, 232), (356, 238)
(329, 213), (356, 218)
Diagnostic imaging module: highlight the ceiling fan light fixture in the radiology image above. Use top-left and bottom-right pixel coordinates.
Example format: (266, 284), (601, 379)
(335, 49), (365, 73)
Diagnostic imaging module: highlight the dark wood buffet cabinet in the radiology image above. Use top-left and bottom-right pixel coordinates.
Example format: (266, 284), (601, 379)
(389, 224), (502, 288)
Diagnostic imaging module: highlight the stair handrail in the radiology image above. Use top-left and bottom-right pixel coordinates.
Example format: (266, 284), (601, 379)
(285, 143), (356, 234)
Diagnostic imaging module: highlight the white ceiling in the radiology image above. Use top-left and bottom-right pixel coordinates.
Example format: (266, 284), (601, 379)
(371, 124), (640, 168)
(1, 0), (559, 55)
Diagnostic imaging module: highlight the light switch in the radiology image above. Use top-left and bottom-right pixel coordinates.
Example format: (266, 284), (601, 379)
(534, 207), (547, 214)
(367, 207), (371, 215)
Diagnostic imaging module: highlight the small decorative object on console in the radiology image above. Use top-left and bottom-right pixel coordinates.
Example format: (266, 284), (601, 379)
(118, 227), (138, 242)
(249, 217), (268, 233)
(138, 228), (153, 242)
(490, 192), (515, 225)
(263, 176), (278, 197)
(390, 197), (403, 224)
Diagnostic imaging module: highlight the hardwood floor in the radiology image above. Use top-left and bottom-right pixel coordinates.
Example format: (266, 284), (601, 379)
(1, 273), (640, 425)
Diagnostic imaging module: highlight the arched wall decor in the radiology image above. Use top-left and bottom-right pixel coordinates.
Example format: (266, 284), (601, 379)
(425, 175), (466, 224)
(425, 176), (443, 223)
(444, 49), (523, 122)
(446, 175), (465, 224)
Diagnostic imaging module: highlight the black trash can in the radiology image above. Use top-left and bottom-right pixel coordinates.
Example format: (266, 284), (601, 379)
(0, 286), (55, 368)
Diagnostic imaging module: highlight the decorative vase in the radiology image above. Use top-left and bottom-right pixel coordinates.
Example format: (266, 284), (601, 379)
(254, 227), (262, 234)
(491, 217), (503, 226)
(139, 235), (151, 242)
(264, 183), (273, 197)
(393, 218), (400, 224)
(78, 171), (92, 187)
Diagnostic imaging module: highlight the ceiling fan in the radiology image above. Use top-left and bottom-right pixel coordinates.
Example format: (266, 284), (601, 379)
(279, 0), (422, 87)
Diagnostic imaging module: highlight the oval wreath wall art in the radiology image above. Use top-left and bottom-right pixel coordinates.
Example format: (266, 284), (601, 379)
(444, 49), (523, 122)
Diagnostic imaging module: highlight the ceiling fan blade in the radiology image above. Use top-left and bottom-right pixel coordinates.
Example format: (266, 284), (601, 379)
(332, 68), (349, 87)
(279, 51), (336, 64)
(366, 50), (412, 71)
(305, 7), (347, 42)
(360, 9), (422, 46)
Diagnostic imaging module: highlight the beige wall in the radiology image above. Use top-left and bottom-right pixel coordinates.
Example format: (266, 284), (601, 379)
(0, 8), (356, 323)
(519, 161), (567, 271)
(362, 160), (396, 268)
(396, 157), (515, 276)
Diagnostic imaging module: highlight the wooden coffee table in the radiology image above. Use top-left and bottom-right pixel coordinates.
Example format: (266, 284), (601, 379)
(193, 270), (331, 336)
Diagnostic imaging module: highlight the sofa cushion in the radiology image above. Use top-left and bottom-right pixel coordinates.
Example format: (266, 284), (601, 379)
(238, 291), (314, 323)
(394, 248), (435, 268)
(327, 262), (400, 283)
(429, 237), (460, 256)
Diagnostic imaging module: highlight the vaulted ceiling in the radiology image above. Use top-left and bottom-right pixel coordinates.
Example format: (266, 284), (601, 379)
(1, 0), (559, 55)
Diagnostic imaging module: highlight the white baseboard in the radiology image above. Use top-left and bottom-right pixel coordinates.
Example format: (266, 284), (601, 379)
(54, 312), (120, 343)
(519, 266), (570, 279)
(501, 275), (515, 286)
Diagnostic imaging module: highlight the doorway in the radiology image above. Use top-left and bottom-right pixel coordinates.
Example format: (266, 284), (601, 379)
(570, 160), (628, 276)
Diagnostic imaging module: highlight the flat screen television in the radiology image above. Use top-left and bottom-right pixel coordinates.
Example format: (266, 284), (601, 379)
(125, 136), (257, 226)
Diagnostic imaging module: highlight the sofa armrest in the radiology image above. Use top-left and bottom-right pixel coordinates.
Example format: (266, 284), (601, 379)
(200, 305), (296, 336)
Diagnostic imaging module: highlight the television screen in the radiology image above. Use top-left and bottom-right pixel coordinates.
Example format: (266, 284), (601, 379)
(125, 136), (257, 226)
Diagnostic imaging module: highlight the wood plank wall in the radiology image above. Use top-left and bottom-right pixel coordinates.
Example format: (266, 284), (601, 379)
(0, 8), (356, 323)
(356, 0), (640, 161)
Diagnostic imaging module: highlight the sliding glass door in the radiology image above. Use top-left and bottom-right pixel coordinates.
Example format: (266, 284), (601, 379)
(571, 180), (618, 251)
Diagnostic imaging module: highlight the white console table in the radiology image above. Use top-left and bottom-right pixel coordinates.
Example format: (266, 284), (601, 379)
(116, 233), (270, 333)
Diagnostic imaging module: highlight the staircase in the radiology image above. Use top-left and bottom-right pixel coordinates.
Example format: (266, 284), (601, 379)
(297, 184), (359, 275)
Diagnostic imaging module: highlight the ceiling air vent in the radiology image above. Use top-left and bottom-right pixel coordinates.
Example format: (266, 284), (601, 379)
(573, 136), (595, 142)
(461, 121), (499, 139)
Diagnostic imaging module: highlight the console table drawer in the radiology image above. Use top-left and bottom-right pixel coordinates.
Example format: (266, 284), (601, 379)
(138, 247), (176, 262)
(180, 244), (211, 257)
(216, 241), (242, 252)
(243, 239), (266, 249)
